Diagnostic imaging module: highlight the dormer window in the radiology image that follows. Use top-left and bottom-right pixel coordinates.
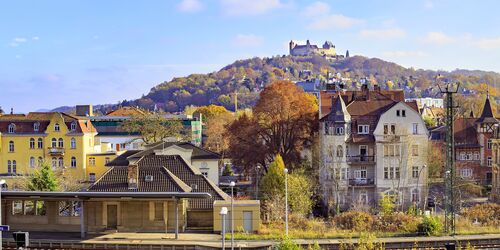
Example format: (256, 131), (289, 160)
(8, 123), (15, 133)
(33, 122), (40, 132)
(54, 123), (60, 132)
(145, 175), (154, 182)
(70, 122), (76, 131)
(357, 125), (369, 134)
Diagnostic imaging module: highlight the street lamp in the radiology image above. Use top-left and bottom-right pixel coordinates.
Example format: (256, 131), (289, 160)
(229, 181), (235, 250)
(220, 207), (228, 250)
(255, 165), (261, 199)
(284, 168), (289, 237)
(0, 179), (5, 250)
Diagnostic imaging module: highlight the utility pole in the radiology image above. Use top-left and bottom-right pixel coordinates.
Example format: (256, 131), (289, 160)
(437, 78), (460, 235)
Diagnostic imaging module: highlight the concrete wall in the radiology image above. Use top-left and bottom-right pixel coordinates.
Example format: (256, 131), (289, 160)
(213, 200), (260, 233)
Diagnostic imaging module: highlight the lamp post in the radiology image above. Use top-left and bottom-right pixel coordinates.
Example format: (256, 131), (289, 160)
(255, 165), (261, 199)
(229, 181), (235, 250)
(284, 168), (289, 237)
(0, 179), (5, 250)
(220, 207), (228, 250)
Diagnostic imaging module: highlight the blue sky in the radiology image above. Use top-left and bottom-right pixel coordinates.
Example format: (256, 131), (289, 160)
(2, 0), (500, 112)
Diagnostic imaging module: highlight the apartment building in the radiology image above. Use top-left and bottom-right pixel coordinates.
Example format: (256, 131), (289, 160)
(319, 85), (429, 212)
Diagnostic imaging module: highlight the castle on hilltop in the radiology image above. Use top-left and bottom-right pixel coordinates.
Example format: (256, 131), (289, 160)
(289, 40), (348, 59)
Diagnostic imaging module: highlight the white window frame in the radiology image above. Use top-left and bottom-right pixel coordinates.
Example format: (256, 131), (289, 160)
(412, 123), (418, 135)
(71, 157), (77, 168)
(33, 122), (40, 132)
(357, 125), (369, 134)
(8, 123), (15, 133)
(54, 123), (60, 132)
(70, 138), (76, 149)
(71, 122), (77, 131)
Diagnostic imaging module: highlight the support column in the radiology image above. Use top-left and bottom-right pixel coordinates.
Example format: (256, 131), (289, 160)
(175, 198), (179, 239)
(80, 200), (85, 239)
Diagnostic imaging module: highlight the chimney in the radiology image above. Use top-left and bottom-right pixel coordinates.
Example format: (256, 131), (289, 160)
(128, 164), (139, 189)
(361, 84), (370, 100)
(10, 108), (13, 114)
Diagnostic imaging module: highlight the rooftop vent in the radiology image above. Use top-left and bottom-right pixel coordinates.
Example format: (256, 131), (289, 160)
(191, 184), (198, 190)
(145, 175), (154, 182)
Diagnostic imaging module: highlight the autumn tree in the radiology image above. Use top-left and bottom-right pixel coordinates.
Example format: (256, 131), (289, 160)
(226, 80), (318, 171)
(121, 112), (184, 144)
(195, 105), (230, 121)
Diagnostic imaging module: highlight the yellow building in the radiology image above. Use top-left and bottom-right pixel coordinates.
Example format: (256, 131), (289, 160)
(0, 112), (98, 187)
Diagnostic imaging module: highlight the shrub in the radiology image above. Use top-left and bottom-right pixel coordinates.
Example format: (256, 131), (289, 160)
(334, 211), (374, 231)
(461, 203), (500, 226)
(277, 237), (303, 250)
(417, 216), (443, 236)
(375, 212), (421, 232)
(379, 194), (395, 215)
(289, 215), (327, 234)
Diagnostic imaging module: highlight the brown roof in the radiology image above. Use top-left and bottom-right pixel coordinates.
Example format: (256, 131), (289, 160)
(106, 107), (147, 116)
(0, 112), (96, 134)
(320, 89), (405, 116)
(106, 150), (142, 166)
(91, 154), (229, 210)
(454, 118), (479, 145)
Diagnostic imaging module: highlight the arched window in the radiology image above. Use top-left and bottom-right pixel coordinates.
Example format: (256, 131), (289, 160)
(54, 123), (60, 132)
(58, 138), (64, 148)
(37, 138), (43, 149)
(51, 138), (57, 148)
(70, 122), (77, 131)
(12, 160), (16, 173)
(7, 160), (11, 173)
(58, 157), (64, 168)
(71, 157), (77, 168)
(33, 122), (40, 132)
(70, 138), (76, 149)
(8, 123), (15, 133)
(336, 145), (343, 158)
(8, 141), (14, 152)
(29, 138), (35, 149)
(30, 157), (36, 168)
(51, 157), (57, 169)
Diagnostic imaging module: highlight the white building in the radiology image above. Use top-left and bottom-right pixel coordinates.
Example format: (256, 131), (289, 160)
(405, 97), (444, 109)
(319, 86), (429, 212)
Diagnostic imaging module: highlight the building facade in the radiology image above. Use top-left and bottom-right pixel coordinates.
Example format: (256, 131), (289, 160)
(491, 124), (500, 202)
(319, 86), (428, 212)
(289, 40), (337, 57)
(0, 112), (98, 186)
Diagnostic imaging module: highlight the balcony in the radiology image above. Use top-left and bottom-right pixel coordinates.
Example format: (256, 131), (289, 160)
(48, 147), (65, 155)
(346, 155), (375, 164)
(349, 178), (375, 187)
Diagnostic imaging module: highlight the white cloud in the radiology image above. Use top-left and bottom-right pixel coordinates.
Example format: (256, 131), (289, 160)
(178, 0), (203, 13)
(359, 28), (406, 39)
(220, 0), (282, 16)
(308, 14), (363, 30)
(9, 37), (28, 47)
(233, 34), (264, 47)
(382, 50), (428, 58)
(475, 37), (500, 50)
(32, 36), (39, 41)
(302, 1), (330, 17)
(422, 32), (455, 45)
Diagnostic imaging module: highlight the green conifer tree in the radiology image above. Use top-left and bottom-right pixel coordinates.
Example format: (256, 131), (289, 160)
(27, 162), (59, 191)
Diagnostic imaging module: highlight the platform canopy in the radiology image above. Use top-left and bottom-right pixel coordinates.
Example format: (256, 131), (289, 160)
(0, 191), (212, 200)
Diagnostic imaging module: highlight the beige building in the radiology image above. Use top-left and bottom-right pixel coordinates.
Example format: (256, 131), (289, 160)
(289, 40), (337, 58)
(491, 124), (500, 202)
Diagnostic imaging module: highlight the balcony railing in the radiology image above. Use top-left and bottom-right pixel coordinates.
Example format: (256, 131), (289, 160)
(349, 178), (375, 186)
(346, 155), (375, 163)
(48, 147), (65, 155)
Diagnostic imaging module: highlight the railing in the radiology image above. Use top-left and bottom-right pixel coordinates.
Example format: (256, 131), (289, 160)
(48, 147), (65, 155)
(349, 178), (375, 186)
(346, 155), (375, 163)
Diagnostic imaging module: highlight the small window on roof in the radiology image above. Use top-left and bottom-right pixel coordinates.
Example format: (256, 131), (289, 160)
(145, 175), (154, 182)
(71, 122), (77, 131)
(33, 122), (40, 132)
(8, 123), (15, 133)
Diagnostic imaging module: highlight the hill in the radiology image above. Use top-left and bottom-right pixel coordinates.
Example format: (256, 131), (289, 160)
(55, 55), (500, 114)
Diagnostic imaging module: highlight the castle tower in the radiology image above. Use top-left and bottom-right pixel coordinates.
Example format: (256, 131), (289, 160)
(289, 40), (295, 53)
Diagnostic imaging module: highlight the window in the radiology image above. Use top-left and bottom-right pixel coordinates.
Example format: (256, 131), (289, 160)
(487, 139), (492, 150)
(412, 166), (419, 178)
(8, 141), (14, 152)
(7, 160), (11, 173)
(474, 152), (480, 160)
(58, 138), (63, 148)
(384, 124), (388, 135)
(71, 157), (77, 168)
(396, 110), (400, 117)
(412, 145), (419, 156)
(336, 145), (343, 158)
(70, 122), (76, 131)
(89, 157), (96, 166)
(460, 168), (473, 178)
(12, 201), (23, 215)
(89, 173), (96, 182)
(459, 152), (466, 161)
(335, 126), (344, 135)
(36, 201), (47, 215)
(24, 200), (35, 215)
(411, 189), (419, 203)
(33, 122), (40, 132)
(54, 123), (60, 132)
(412, 123), (418, 135)
(391, 124), (396, 134)
(58, 157), (64, 168)
(58, 201), (81, 217)
(105, 157), (111, 164)
(37, 138), (43, 149)
(8, 123), (15, 133)
(29, 138), (35, 149)
(201, 171), (208, 177)
(30, 157), (36, 168)
(51, 138), (57, 148)
(359, 191), (368, 204)
(487, 157), (492, 166)
(384, 165), (400, 179)
(51, 157), (57, 169)
(357, 125), (369, 134)
(154, 202), (163, 221)
(70, 138), (76, 149)
(384, 144), (400, 157)
(341, 168), (347, 180)
(402, 110), (406, 117)
(12, 160), (16, 173)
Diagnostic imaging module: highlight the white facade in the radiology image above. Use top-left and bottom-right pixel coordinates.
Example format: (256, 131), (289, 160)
(406, 97), (444, 109)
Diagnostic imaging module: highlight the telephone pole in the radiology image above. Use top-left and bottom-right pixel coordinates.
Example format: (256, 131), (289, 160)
(437, 79), (460, 235)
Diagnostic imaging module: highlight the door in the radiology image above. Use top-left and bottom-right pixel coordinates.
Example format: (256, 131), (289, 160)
(359, 145), (367, 161)
(107, 205), (118, 229)
(243, 211), (253, 232)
